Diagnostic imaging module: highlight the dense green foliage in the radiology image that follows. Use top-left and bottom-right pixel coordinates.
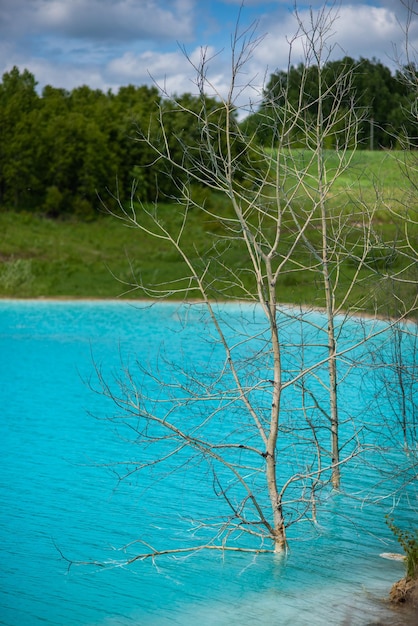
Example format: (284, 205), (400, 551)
(243, 57), (417, 149)
(0, 58), (416, 218)
(0, 67), (241, 216)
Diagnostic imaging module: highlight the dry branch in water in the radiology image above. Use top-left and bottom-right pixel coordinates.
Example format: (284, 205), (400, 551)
(86, 2), (418, 566)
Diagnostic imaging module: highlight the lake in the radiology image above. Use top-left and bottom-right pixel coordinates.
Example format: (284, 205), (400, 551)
(0, 300), (416, 625)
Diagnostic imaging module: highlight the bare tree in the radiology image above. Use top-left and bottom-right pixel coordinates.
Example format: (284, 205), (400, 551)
(93, 4), (414, 562)
(256, 6), (400, 489)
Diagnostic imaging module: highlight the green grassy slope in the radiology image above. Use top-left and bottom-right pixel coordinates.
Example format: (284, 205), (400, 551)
(0, 151), (416, 316)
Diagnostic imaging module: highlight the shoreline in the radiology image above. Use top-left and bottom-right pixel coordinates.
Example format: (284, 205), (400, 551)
(0, 295), (415, 324)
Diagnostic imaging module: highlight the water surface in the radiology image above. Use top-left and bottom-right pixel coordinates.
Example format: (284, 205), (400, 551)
(0, 300), (416, 625)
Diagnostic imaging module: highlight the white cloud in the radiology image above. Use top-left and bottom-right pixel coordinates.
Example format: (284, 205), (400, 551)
(253, 3), (414, 73)
(106, 45), (228, 96)
(107, 49), (189, 83)
(335, 5), (402, 59)
(0, 0), (416, 108)
(1, 0), (196, 43)
(213, 2), (418, 116)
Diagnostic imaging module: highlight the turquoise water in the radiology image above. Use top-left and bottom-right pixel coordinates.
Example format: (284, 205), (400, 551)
(0, 300), (416, 625)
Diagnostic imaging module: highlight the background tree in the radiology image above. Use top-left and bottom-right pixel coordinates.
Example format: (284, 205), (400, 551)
(253, 56), (416, 149)
(0, 53), (415, 217)
(0, 67), (40, 208)
(109, 84), (161, 201)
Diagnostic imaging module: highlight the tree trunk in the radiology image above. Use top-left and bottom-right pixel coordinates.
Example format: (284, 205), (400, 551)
(265, 281), (287, 551)
(266, 450), (286, 551)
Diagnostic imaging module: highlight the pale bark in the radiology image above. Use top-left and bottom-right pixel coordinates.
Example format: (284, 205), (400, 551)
(94, 3), (415, 562)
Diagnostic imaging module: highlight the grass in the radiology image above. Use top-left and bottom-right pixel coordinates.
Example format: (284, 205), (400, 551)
(271, 149), (416, 213)
(386, 516), (418, 580)
(0, 150), (416, 317)
(0, 205), (225, 299)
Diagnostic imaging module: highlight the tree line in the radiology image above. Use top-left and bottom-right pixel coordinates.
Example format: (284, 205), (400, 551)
(244, 56), (417, 150)
(0, 57), (416, 217)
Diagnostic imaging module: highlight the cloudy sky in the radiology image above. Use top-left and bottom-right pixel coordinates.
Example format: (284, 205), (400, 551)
(0, 0), (416, 111)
